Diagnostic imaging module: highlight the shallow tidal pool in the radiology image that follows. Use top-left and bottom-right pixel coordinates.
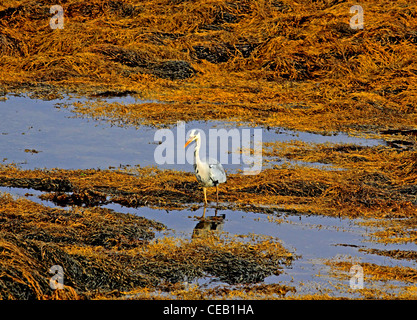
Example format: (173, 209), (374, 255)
(1, 94), (416, 299)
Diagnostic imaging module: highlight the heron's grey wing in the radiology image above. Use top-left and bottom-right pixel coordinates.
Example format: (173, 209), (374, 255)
(208, 158), (227, 184)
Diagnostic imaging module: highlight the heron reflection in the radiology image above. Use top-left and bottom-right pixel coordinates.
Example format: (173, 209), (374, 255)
(192, 206), (225, 239)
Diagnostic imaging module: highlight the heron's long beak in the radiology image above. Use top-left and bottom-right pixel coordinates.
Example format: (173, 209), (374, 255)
(184, 138), (193, 148)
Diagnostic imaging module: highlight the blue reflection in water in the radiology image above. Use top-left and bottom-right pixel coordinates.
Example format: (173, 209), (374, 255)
(0, 95), (383, 172)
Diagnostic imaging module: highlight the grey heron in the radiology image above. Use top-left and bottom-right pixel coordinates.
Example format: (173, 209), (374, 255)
(184, 129), (227, 204)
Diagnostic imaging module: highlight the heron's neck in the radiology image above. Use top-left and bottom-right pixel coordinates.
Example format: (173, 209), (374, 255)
(194, 138), (202, 165)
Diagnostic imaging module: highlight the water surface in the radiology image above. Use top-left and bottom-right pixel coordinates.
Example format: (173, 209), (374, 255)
(1, 95), (412, 298)
(0, 95), (382, 172)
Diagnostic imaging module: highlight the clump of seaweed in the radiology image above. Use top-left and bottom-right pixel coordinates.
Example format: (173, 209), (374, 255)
(0, 192), (164, 299)
(0, 0), (416, 133)
(1, 157), (416, 218)
(124, 282), (296, 300)
(323, 257), (417, 299)
(0, 191), (293, 299)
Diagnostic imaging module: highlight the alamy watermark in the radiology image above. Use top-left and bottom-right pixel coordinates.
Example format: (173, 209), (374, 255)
(48, 4), (363, 31)
(350, 5), (364, 30)
(49, 264), (64, 290)
(50, 5), (64, 29)
(154, 121), (262, 175)
(349, 264), (364, 290)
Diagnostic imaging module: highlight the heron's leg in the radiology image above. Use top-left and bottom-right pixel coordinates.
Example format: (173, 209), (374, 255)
(202, 205), (207, 219)
(203, 187), (207, 204)
(216, 185), (219, 204)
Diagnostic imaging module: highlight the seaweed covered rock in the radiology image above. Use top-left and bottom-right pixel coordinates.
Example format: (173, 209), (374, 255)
(0, 192), (294, 299)
(92, 44), (196, 80)
(0, 192), (164, 299)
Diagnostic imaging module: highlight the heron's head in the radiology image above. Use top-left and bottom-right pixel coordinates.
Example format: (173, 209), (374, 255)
(184, 129), (200, 148)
